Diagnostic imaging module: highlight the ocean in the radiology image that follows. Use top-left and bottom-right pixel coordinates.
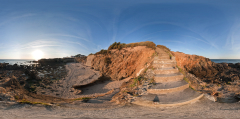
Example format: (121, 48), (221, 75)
(210, 59), (240, 64)
(0, 59), (35, 65)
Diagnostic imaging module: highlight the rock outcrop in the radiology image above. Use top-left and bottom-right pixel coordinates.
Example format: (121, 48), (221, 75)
(90, 46), (155, 80)
(171, 51), (240, 84)
(171, 51), (240, 102)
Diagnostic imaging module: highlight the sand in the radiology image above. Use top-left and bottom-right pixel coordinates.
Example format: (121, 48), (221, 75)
(1, 97), (240, 118)
(37, 63), (130, 99)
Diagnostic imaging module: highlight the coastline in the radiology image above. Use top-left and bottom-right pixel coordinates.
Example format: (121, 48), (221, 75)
(1, 45), (240, 118)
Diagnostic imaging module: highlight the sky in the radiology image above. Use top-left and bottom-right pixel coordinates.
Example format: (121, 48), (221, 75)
(0, 0), (240, 59)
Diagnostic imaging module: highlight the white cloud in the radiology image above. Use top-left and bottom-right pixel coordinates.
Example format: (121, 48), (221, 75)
(19, 40), (61, 49)
(44, 34), (90, 42)
(225, 19), (240, 51)
(0, 13), (35, 27)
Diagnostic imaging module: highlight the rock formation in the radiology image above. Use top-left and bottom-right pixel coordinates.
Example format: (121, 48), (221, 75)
(172, 51), (240, 84)
(90, 46), (155, 81)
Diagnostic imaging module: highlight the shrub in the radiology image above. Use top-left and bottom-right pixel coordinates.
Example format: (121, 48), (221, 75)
(156, 45), (174, 57)
(95, 49), (111, 55)
(108, 42), (126, 50)
(104, 57), (111, 64)
(126, 41), (156, 49)
(156, 45), (171, 52)
(108, 41), (156, 50)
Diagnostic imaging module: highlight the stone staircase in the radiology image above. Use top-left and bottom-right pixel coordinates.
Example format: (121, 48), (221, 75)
(132, 47), (203, 107)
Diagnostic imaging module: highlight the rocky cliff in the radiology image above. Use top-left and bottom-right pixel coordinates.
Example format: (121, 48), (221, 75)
(172, 51), (240, 84)
(89, 46), (155, 80)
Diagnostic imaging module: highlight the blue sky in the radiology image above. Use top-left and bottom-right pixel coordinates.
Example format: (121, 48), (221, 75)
(0, 0), (240, 59)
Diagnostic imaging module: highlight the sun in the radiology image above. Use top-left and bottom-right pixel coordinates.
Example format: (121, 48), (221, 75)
(32, 50), (44, 61)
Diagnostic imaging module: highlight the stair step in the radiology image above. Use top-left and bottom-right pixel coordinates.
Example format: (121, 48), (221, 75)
(153, 59), (176, 64)
(152, 62), (176, 68)
(157, 54), (169, 57)
(132, 88), (204, 107)
(158, 56), (170, 59)
(154, 73), (184, 83)
(147, 80), (189, 94)
(154, 68), (179, 74)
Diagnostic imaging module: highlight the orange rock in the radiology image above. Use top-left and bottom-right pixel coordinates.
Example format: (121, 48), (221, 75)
(90, 46), (155, 80)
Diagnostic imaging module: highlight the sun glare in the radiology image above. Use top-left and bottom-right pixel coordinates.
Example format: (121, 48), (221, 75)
(32, 50), (44, 61)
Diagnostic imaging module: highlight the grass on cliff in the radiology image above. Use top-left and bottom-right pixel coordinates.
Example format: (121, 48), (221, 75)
(72, 97), (91, 101)
(176, 65), (199, 91)
(156, 45), (174, 57)
(18, 99), (51, 106)
(156, 45), (171, 52)
(108, 41), (156, 50)
(176, 65), (185, 75)
(96, 41), (177, 55)
(95, 49), (111, 55)
(130, 76), (144, 87)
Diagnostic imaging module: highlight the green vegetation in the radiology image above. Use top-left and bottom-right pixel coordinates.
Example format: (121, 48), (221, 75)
(183, 77), (189, 83)
(156, 45), (171, 52)
(108, 41), (156, 50)
(14, 95), (19, 100)
(108, 42), (126, 50)
(156, 45), (174, 58)
(149, 78), (156, 85)
(226, 81), (231, 85)
(130, 84), (136, 87)
(133, 94), (139, 97)
(72, 97), (91, 101)
(19, 99), (50, 106)
(130, 76), (143, 87)
(176, 65), (185, 75)
(189, 85), (195, 91)
(144, 68), (148, 73)
(167, 51), (173, 58)
(127, 41), (156, 49)
(134, 76), (142, 85)
(95, 49), (111, 55)
(152, 52), (158, 57)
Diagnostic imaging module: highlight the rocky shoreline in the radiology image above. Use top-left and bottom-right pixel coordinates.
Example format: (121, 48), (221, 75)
(1, 44), (240, 110)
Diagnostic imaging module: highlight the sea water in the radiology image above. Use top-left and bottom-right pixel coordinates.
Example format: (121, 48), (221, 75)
(210, 59), (240, 64)
(0, 59), (35, 65)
